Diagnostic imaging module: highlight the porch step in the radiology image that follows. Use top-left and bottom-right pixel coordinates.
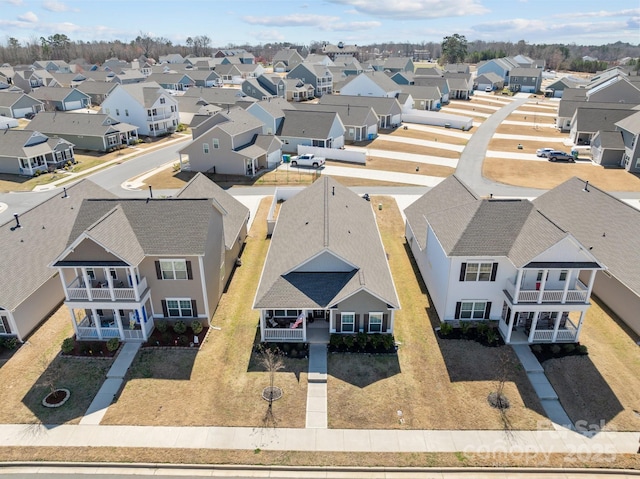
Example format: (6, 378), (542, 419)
(528, 371), (558, 400)
(307, 343), (327, 383)
(306, 343), (328, 428)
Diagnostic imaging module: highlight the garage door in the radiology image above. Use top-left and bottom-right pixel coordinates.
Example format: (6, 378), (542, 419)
(64, 101), (82, 110)
(13, 107), (32, 118)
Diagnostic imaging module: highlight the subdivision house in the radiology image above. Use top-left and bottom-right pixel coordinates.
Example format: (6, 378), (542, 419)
(30, 86), (91, 111)
(404, 175), (604, 345)
(100, 81), (180, 137)
(290, 102), (379, 143)
(27, 112), (139, 152)
(0, 91), (43, 118)
(339, 71), (402, 98)
(534, 177), (640, 337)
(146, 72), (195, 91)
(0, 129), (75, 176)
(287, 62), (333, 97)
(74, 81), (117, 106)
(51, 173), (249, 342)
(507, 68), (542, 93)
(0, 180), (114, 342)
(568, 107), (634, 146)
(614, 111), (640, 173)
(272, 48), (305, 72)
(178, 107), (282, 175)
(278, 109), (345, 153)
(319, 94), (402, 129)
(253, 177), (400, 342)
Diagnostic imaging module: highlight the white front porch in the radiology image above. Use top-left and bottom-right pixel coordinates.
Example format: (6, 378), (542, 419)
(70, 300), (154, 342)
(499, 307), (583, 345)
(260, 309), (330, 343)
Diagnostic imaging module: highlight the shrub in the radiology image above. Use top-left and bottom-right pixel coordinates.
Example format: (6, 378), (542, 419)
(190, 320), (203, 335)
(577, 344), (588, 355)
(156, 320), (168, 333)
(476, 321), (489, 336)
(381, 334), (395, 351)
(439, 321), (453, 336)
(178, 335), (189, 346)
(106, 337), (120, 352)
(343, 335), (354, 349)
(551, 344), (562, 355)
(2, 336), (18, 350)
(61, 337), (75, 354)
(531, 344), (542, 354)
(485, 328), (498, 345)
(173, 320), (187, 334)
(161, 331), (172, 345)
(370, 333), (384, 351)
(289, 348), (298, 358)
(460, 321), (471, 336)
(562, 343), (576, 354)
(329, 334), (343, 350)
(355, 332), (368, 351)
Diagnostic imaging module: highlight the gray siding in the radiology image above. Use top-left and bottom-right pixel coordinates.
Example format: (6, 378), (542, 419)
(585, 271), (640, 337)
(13, 275), (63, 342)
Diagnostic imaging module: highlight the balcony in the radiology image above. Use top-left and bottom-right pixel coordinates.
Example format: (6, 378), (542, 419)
(66, 276), (148, 303)
(505, 278), (588, 304)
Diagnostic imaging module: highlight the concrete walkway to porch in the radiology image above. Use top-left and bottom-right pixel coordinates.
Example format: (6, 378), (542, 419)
(79, 342), (141, 425)
(306, 343), (328, 429)
(511, 344), (573, 429)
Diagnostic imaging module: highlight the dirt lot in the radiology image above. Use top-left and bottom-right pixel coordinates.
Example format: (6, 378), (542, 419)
(495, 123), (568, 138)
(483, 157), (640, 191)
(326, 158), (454, 178)
(327, 196), (550, 431)
(370, 139), (460, 159)
(488, 138), (566, 153)
(389, 128), (469, 146)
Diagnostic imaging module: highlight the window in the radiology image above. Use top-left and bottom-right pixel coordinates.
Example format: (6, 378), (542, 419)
(460, 301), (487, 319)
(559, 270), (568, 281)
(166, 299), (192, 317)
(0, 314), (11, 335)
(461, 262), (496, 281)
(341, 312), (355, 332)
(147, 110), (152, 117)
(203, 143), (209, 154)
(212, 138), (219, 149)
(86, 268), (96, 280)
(160, 97), (166, 104)
(368, 312), (383, 333)
(125, 109), (129, 116)
(109, 268), (118, 280)
(536, 270), (549, 281)
(159, 259), (188, 280)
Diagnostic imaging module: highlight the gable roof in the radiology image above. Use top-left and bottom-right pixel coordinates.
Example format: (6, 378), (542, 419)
(30, 86), (89, 102)
(0, 180), (115, 312)
(280, 109), (341, 139)
(318, 94), (402, 115)
(615, 110), (640, 133)
(573, 107), (636, 133)
(534, 177), (640, 294)
(175, 172), (249, 250)
(113, 81), (173, 108)
(27, 111), (138, 136)
(254, 177), (399, 309)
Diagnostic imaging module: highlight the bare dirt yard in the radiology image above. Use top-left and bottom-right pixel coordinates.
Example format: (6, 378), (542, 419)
(389, 128), (469, 146)
(495, 123), (570, 138)
(370, 139), (460, 159)
(327, 196), (551, 431)
(326, 158), (454, 178)
(483, 158), (640, 191)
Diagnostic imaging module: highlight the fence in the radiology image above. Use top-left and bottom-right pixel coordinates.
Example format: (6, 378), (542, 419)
(298, 145), (366, 164)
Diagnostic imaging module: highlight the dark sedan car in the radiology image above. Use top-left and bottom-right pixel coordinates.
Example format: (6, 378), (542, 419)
(547, 150), (575, 162)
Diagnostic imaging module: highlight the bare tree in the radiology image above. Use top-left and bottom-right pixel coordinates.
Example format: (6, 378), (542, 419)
(259, 347), (284, 427)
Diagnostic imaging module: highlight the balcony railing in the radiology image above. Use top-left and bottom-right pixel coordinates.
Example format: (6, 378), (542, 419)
(66, 276), (147, 302)
(505, 278), (588, 304)
(264, 328), (304, 342)
(531, 318), (578, 343)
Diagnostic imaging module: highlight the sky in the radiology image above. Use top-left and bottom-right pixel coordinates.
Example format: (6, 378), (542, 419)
(1, 0), (639, 48)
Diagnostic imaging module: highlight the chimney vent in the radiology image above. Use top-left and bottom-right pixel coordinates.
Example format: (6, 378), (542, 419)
(148, 185), (153, 198)
(583, 180), (589, 192)
(332, 186), (335, 196)
(62, 187), (68, 198)
(12, 213), (21, 230)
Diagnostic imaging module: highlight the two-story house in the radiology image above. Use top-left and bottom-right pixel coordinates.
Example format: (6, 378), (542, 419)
(253, 177), (399, 343)
(615, 110), (640, 173)
(339, 71), (402, 98)
(100, 81), (180, 137)
(287, 62), (333, 97)
(404, 175), (604, 345)
(508, 67), (542, 93)
(51, 173), (249, 342)
(0, 129), (75, 176)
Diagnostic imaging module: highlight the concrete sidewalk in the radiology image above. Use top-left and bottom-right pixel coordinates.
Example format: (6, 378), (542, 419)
(306, 344), (328, 429)
(0, 423), (636, 454)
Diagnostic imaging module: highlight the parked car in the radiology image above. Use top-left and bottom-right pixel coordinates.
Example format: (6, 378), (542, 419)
(24, 112), (36, 120)
(484, 86), (493, 92)
(289, 153), (325, 168)
(547, 150), (575, 162)
(536, 147), (555, 158)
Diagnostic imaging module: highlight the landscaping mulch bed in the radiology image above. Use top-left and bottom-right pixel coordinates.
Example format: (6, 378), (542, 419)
(255, 342), (309, 359)
(530, 342), (588, 363)
(143, 327), (209, 349)
(61, 339), (119, 358)
(436, 325), (505, 347)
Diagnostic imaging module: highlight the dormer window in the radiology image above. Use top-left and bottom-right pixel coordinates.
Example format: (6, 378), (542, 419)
(160, 97), (166, 104)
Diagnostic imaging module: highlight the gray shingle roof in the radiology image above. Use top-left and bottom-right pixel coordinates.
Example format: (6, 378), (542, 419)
(27, 111), (137, 137)
(405, 175), (569, 267)
(280, 110), (340, 139)
(31, 86), (88, 102)
(319, 94), (402, 116)
(175, 172), (249, 250)
(254, 177), (399, 309)
(0, 180), (115, 312)
(534, 177), (640, 295)
(615, 110), (640, 133)
(0, 129), (69, 157)
(75, 81), (117, 96)
(573, 108), (635, 133)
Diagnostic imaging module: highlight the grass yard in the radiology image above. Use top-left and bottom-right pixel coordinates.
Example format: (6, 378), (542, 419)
(543, 296), (640, 432)
(0, 306), (111, 425)
(483, 157), (640, 191)
(327, 196), (551, 431)
(326, 158), (455, 178)
(370, 139), (461, 159)
(389, 128), (469, 146)
(101, 197), (309, 428)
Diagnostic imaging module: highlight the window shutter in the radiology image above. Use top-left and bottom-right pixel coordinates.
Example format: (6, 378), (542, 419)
(335, 313), (341, 332)
(155, 261), (162, 280)
(382, 314), (389, 332)
(186, 260), (193, 280)
(490, 263), (498, 281)
(1, 316), (11, 334)
(355, 314), (360, 332)
(364, 313), (369, 331)
(191, 300), (198, 317)
(161, 300), (168, 317)
(484, 302), (492, 320)
(459, 263), (467, 281)
(455, 302), (461, 319)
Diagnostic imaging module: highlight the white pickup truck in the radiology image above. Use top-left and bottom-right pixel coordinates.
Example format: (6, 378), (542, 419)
(289, 153), (325, 168)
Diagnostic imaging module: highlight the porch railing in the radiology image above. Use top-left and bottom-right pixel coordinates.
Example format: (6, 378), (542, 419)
(123, 329), (144, 341)
(76, 326), (121, 340)
(264, 328), (304, 341)
(66, 276), (147, 302)
(532, 330), (554, 342)
(505, 278), (589, 304)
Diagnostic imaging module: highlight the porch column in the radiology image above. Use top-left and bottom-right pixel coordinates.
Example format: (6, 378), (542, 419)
(60, 269), (70, 299)
(537, 269), (548, 304)
(388, 310), (396, 334)
(131, 267), (140, 301)
(302, 311), (307, 342)
(585, 270), (597, 300)
(138, 307), (148, 341)
(552, 312), (562, 342)
(105, 268), (116, 301)
(575, 310), (587, 342)
(528, 312), (540, 343)
(114, 309), (125, 341)
(259, 311), (265, 342)
(505, 308), (516, 343)
(69, 306), (80, 338)
(513, 269), (524, 304)
(82, 268), (93, 300)
(92, 308), (102, 340)
(561, 270), (572, 303)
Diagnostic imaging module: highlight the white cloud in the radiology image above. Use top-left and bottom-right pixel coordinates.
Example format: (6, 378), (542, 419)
(243, 14), (341, 27)
(253, 29), (286, 42)
(5, 0), (24, 5)
(328, 0), (489, 19)
(17, 11), (38, 22)
(552, 8), (640, 19)
(332, 20), (381, 31)
(43, 1), (79, 12)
